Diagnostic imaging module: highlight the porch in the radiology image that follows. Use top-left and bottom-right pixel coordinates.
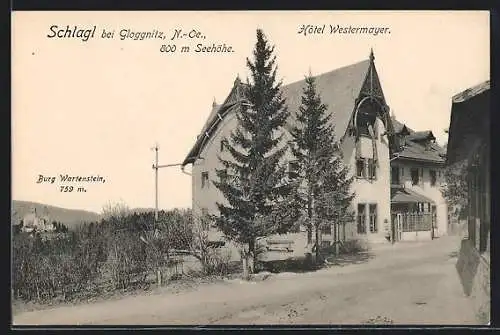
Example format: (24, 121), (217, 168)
(390, 186), (437, 242)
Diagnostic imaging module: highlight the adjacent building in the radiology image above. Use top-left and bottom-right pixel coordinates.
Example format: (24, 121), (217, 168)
(389, 118), (448, 241)
(182, 50), (448, 246)
(447, 80), (490, 322)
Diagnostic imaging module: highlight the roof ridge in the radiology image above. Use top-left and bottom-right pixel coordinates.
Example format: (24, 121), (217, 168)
(282, 59), (370, 89)
(452, 79), (490, 103)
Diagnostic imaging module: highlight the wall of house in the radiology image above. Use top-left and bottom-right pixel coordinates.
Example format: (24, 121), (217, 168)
(191, 110), (392, 248)
(342, 117), (391, 244)
(456, 238), (490, 324)
(191, 112), (243, 260)
(391, 160), (448, 237)
(191, 112), (240, 219)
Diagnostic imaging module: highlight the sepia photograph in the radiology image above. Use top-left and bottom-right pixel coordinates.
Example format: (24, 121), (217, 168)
(11, 10), (490, 326)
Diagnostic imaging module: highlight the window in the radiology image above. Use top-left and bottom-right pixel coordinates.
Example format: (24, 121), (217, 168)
(321, 224), (331, 235)
(288, 161), (299, 180)
(368, 159), (377, 180)
(399, 135), (406, 148)
(391, 167), (400, 185)
(356, 159), (366, 178)
(201, 171), (209, 188)
(357, 204), (367, 234)
(369, 204), (378, 233)
(411, 168), (419, 185)
(220, 140), (225, 152)
(430, 170), (437, 186)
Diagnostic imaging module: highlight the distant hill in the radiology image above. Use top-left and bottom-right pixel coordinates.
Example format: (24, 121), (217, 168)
(11, 200), (101, 229)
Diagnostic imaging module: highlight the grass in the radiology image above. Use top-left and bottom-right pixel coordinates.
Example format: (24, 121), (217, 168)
(12, 260), (243, 316)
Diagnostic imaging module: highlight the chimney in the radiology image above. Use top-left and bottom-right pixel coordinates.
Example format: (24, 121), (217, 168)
(212, 97), (217, 108)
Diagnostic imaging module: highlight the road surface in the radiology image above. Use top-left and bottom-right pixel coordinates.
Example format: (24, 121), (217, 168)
(12, 235), (479, 325)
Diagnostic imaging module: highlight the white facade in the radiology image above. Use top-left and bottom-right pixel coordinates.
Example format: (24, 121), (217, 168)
(391, 161), (448, 237)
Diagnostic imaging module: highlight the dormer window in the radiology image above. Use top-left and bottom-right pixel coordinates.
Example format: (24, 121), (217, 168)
(399, 134), (407, 148)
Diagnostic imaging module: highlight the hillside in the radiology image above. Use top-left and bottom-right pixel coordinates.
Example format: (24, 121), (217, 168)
(11, 200), (101, 229)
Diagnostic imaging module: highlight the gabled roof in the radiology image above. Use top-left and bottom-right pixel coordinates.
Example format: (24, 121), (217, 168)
(446, 80), (490, 166)
(452, 80), (490, 104)
(183, 58), (376, 166)
(391, 118), (413, 135)
(407, 130), (436, 142)
(391, 186), (435, 204)
(281, 59), (371, 134)
(391, 118), (446, 164)
(198, 104), (222, 139)
(396, 140), (445, 163)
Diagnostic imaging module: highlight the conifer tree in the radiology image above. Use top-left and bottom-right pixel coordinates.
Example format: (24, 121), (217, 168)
(289, 74), (355, 262)
(213, 29), (297, 277)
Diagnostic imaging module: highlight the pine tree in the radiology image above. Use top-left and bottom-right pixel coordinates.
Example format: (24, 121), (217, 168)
(213, 29), (297, 277)
(289, 73), (355, 262)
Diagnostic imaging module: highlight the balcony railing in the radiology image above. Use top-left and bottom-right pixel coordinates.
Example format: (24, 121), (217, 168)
(400, 212), (434, 232)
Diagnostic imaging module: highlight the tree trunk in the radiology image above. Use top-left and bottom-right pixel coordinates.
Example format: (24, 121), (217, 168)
(333, 220), (337, 255)
(242, 254), (249, 280)
(335, 223), (340, 255)
(315, 224), (320, 263)
(249, 239), (256, 274)
(307, 196), (313, 245)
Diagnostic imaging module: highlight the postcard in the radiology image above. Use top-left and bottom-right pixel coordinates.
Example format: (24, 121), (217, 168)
(11, 10), (490, 326)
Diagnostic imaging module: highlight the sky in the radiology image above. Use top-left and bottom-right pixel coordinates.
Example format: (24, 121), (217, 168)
(12, 11), (490, 213)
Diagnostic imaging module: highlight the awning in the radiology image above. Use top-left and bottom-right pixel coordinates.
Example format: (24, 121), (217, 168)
(391, 186), (435, 204)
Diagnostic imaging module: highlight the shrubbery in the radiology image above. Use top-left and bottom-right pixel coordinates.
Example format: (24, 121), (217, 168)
(12, 209), (234, 304)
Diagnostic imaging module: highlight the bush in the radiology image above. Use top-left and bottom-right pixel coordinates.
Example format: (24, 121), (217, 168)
(105, 230), (148, 290)
(12, 231), (105, 302)
(203, 249), (232, 275)
(11, 207), (219, 304)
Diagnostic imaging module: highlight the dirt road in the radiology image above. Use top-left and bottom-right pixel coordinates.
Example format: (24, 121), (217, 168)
(12, 236), (479, 325)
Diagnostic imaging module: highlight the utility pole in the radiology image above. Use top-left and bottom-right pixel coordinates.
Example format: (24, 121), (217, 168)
(153, 143), (159, 222)
(150, 143), (185, 289)
(151, 143), (184, 223)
